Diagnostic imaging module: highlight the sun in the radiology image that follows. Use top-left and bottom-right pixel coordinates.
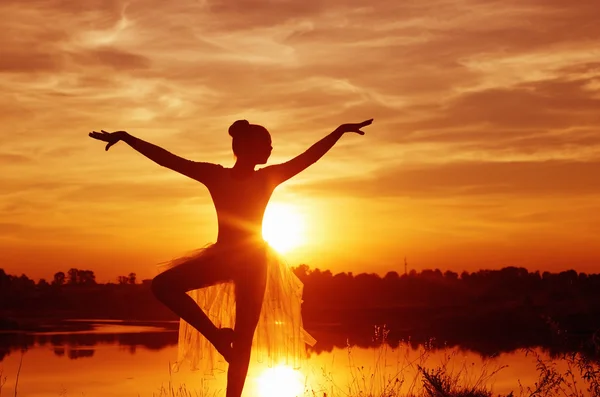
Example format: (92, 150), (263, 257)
(256, 365), (305, 397)
(262, 203), (305, 253)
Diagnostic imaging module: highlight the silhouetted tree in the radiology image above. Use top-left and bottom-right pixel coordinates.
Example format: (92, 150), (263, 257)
(0, 268), (10, 289)
(52, 271), (65, 286)
(67, 268), (78, 285)
(421, 269), (443, 280)
(128, 273), (137, 285)
(293, 264), (310, 281)
(77, 270), (96, 285)
(384, 271), (400, 281)
(13, 274), (35, 290)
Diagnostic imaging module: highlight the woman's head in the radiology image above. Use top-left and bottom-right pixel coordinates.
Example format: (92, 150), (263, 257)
(229, 120), (272, 164)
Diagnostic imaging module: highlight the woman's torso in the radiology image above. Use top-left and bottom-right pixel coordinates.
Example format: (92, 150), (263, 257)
(205, 166), (275, 246)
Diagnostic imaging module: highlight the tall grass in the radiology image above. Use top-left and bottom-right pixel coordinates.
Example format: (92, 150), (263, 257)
(305, 326), (508, 397)
(0, 352), (22, 397)
(515, 349), (600, 397)
(0, 370), (7, 396)
(300, 325), (600, 397)
(152, 363), (222, 397)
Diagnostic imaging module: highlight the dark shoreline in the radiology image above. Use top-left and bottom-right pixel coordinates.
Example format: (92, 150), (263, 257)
(0, 317), (179, 333)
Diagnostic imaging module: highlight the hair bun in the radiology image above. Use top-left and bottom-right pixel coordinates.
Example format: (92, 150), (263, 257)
(229, 119), (250, 138)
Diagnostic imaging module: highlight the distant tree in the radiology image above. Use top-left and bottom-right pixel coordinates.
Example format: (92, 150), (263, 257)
(13, 274), (35, 290)
(117, 276), (129, 285)
(38, 278), (50, 288)
(0, 268), (10, 289)
(308, 269), (334, 286)
(530, 270), (542, 282)
(52, 271), (65, 286)
(499, 266), (528, 280)
(559, 269), (578, 285)
(543, 271), (555, 280)
(128, 273), (137, 285)
(67, 268), (79, 285)
(78, 270), (96, 285)
(444, 270), (459, 281)
(333, 272), (354, 281)
(384, 271), (400, 281)
(354, 273), (381, 283)
(293, 264), (310, 280)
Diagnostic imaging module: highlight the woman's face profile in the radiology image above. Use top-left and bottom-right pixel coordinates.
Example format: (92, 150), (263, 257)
(252, 133), (272, 164)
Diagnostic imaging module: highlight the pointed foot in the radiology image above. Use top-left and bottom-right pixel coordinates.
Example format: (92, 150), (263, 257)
(215, 327), (235, 363)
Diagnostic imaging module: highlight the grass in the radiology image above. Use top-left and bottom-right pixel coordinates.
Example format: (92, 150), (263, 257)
(304, 327), (509, 397)
(0, 352), (22, 397)
(0, 370), (7, 397)
(150, 364), (222, 397)
(298, 325), (600, 397)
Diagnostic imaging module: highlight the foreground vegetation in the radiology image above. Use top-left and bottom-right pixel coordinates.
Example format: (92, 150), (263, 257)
(301, 327), (600, 397)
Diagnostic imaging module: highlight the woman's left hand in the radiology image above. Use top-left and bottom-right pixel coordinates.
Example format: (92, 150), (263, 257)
(88, 130), (127, 151)
(336, 119), (373, 135)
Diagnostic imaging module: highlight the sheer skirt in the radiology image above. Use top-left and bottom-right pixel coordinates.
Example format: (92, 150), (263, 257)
(157, 242), (316, 376)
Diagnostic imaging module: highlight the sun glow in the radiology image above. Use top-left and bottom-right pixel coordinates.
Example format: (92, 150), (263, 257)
(256, 365), (305, 397)
(262, 203), (305, 253)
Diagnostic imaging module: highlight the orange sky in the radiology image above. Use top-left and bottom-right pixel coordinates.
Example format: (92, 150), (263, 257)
(2, 0), (600, 282)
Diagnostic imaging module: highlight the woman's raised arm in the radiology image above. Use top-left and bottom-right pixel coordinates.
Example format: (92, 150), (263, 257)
(88, 130), (218, 183)
(263, 119), (372, 186)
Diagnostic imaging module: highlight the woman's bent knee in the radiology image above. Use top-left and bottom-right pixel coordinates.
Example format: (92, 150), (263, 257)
(151, 274), (170, 299)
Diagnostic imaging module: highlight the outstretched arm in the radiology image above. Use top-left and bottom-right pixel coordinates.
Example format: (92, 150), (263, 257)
(88, 130), (217, 183)
(263, 119), (372, 186)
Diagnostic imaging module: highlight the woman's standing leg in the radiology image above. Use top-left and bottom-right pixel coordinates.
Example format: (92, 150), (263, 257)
(226, 259), (268, 397)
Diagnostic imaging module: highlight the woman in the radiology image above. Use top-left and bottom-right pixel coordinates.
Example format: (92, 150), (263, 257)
(88, 118), (373, 397)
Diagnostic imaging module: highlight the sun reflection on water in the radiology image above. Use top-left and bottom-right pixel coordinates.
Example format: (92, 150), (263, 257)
(256, 365), (305, 397)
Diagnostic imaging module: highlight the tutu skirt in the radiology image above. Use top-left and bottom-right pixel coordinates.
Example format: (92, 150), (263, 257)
(158, 241), (316, 376)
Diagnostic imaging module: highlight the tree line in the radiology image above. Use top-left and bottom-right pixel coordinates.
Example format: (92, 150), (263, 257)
(2, 265), (599, 304)
(0, 268), (139, 290)
(2, 264), (600, 321)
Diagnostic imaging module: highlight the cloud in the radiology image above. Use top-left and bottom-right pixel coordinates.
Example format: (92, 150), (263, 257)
(296, 160), (600, 197)
(0, 221), (110, 240)
(0, 153), (33, 164)
(69, 47), (151, 71)
(61, 180), (208, 203)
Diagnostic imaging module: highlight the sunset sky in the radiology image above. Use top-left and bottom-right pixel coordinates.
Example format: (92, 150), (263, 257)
(2, 0), (600, 282)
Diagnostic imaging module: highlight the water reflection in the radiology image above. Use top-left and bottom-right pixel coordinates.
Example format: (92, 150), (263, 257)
(0, 321), (597, 397)
(257, 366), (305, 397)
(1, 320), (597, 364)
(0, 322), (177, 363)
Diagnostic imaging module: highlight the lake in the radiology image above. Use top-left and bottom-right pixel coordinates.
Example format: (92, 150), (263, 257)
(0, 320), (594, 397)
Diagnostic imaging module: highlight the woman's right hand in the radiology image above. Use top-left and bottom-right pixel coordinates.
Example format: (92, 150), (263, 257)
(89, 130), (127, 151)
